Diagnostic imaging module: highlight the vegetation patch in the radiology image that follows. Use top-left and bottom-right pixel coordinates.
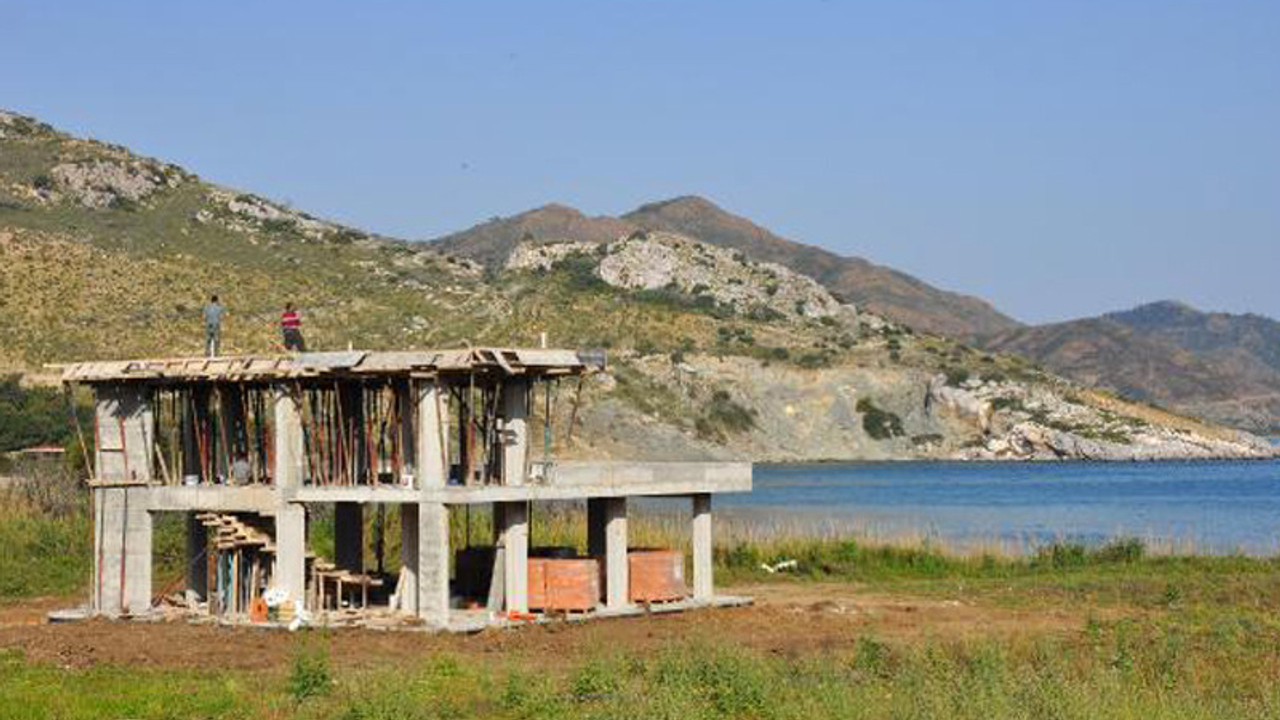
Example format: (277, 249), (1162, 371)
(857, 398), (905, 440)
(0, 377), (89, 453)
(696, 390), (757, 441)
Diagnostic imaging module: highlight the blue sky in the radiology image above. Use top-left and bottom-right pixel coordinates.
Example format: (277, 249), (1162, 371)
(3, 0), (1278, 323)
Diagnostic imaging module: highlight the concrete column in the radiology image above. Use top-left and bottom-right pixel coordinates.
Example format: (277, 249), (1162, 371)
(274, 505), (307, 607)
(692, 493), (713, 601)
(398, 503), (419, 614)
(500, 381), (529, 486)
(417, 502), (450, 625)
(272, 388), (304, 489)
(603, 497), (629, 609)
(334, 502), (364, 572)
(186, 512), (208, 601)
(415, 380), (448, 488)
(94, 385), (154, 483)
(497, 501), (529, 613)
(92, 486), (152, 616)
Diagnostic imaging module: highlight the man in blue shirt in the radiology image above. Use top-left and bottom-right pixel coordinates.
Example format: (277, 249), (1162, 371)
(202, 295), (224, 357)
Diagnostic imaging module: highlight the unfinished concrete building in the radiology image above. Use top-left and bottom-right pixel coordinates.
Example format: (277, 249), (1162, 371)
(60, 348), (751, 629)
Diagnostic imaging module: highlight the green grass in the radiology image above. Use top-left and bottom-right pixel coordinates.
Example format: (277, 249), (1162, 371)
(4, 487), (1280, 717)
(3, 617), (1279, 719)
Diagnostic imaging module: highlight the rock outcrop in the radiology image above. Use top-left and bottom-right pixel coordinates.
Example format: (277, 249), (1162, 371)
(509, 232), (856, 322)
(50, 159), (182, 209)
(568, 353), (1280, 463)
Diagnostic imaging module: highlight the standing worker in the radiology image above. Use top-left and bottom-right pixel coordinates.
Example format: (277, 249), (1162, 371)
(202, 294), (225, 357)
(281, 301), (306, 352)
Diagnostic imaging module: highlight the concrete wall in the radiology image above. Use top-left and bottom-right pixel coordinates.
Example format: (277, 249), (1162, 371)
(93, 486), (152, 616)
(94, 385), (154, 483)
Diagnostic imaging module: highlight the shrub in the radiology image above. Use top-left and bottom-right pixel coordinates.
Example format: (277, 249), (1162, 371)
(1095, 537), (1145, 563)
(261, 218), (297, 234)
(1036, 542), (1088, 569)
(0, 377), (86, 453)
(944, 367), (970, 386)
(857, 398), (904, 440)
(796, 351), (832, 369)
(552, 253), (607, 292)
(696, 390), (757, 441)
(287, 646), (332, 702)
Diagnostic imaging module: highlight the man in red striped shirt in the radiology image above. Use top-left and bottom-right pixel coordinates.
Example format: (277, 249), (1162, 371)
(281, 302), (306, 352)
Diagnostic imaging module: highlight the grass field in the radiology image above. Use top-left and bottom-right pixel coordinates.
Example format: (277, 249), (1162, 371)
(2, 474), (1279, 719)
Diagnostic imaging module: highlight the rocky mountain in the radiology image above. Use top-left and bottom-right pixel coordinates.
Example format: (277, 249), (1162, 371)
(1, 109), (1273, 461)
(979, 302), (1280, 434)
(432, 196), (1022, 338)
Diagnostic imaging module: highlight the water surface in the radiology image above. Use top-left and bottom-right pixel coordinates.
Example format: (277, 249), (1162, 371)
(717, 461), (1280, 554)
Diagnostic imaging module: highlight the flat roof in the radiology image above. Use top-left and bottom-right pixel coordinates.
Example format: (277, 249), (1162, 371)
(57, 347), (600, 384)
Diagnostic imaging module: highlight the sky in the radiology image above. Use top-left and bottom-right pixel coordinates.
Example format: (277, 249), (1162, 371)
(3, 0), (1278, 324)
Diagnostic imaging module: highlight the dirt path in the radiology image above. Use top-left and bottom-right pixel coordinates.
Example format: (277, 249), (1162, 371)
(0, 583), (1095, 672)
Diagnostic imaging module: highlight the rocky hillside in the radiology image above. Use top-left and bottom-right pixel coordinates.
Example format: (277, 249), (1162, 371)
(979, 302), (1280, 434)
(432, 197), (1022, 338)
(1, 109), (1273, 461)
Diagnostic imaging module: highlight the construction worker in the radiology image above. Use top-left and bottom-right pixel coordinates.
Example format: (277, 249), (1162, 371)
(281, 302), (306, 352)
(202, 294), (225, 357)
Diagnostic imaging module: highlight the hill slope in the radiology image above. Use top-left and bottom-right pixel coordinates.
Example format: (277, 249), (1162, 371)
(979, 302), (1280, 433)
(431, 196), (1022, 338)
(622, 196), (1021, 338)
(1, 109), (1271, 461)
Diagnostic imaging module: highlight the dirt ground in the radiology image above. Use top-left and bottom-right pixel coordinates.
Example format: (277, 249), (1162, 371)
(0, 582), (1100, 672)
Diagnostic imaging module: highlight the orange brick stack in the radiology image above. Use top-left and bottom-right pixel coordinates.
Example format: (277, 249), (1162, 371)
(528, 557), (601, 612)
(627, 549), (687, 602)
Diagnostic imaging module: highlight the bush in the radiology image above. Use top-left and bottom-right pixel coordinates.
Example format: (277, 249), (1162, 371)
(857, 398), (904, 440)
(1095, 537), (1145, 563)
(287, 646), (332, 702)
(796, 351), (832, 369)
(1036, 542), (1088, 569)
(944, 367), (970, 386)
(696, 390), (757, 441)
(552, 253), (608, 292)
(0, 377), (85, 453)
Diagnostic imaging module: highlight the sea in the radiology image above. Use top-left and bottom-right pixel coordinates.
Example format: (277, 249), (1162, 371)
(714, 458), (1280, 555)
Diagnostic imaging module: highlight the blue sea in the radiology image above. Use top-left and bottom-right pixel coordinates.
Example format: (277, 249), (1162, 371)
(715, 460), (1280, 554)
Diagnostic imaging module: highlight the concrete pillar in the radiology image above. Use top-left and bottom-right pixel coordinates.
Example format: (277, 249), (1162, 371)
(500, 380), (529, 486)
(185, 512), (208, 601)
(92, 486), (152, 616)
(603, 497), (628, 609)
(692, 493), (713, 601)
(272, 388), (304, 489)
(274, 505), (307, 607)
(417, 502), (451, 625)
(398, 503), (419, 614)
(497, 501), (529, 613)
(94, 385), (154, 483)
(415, 380), (447, 488)
(272, 388), (309, 608)
(334, 502), (364, 572)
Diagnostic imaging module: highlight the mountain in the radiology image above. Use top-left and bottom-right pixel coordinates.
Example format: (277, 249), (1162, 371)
(431, 196), (1022, 338)
(979, 302), (1280, 433)
(622, 197), (1021, 338)
(432, 203), (634, 268)
(1, 109), (1272, 461)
